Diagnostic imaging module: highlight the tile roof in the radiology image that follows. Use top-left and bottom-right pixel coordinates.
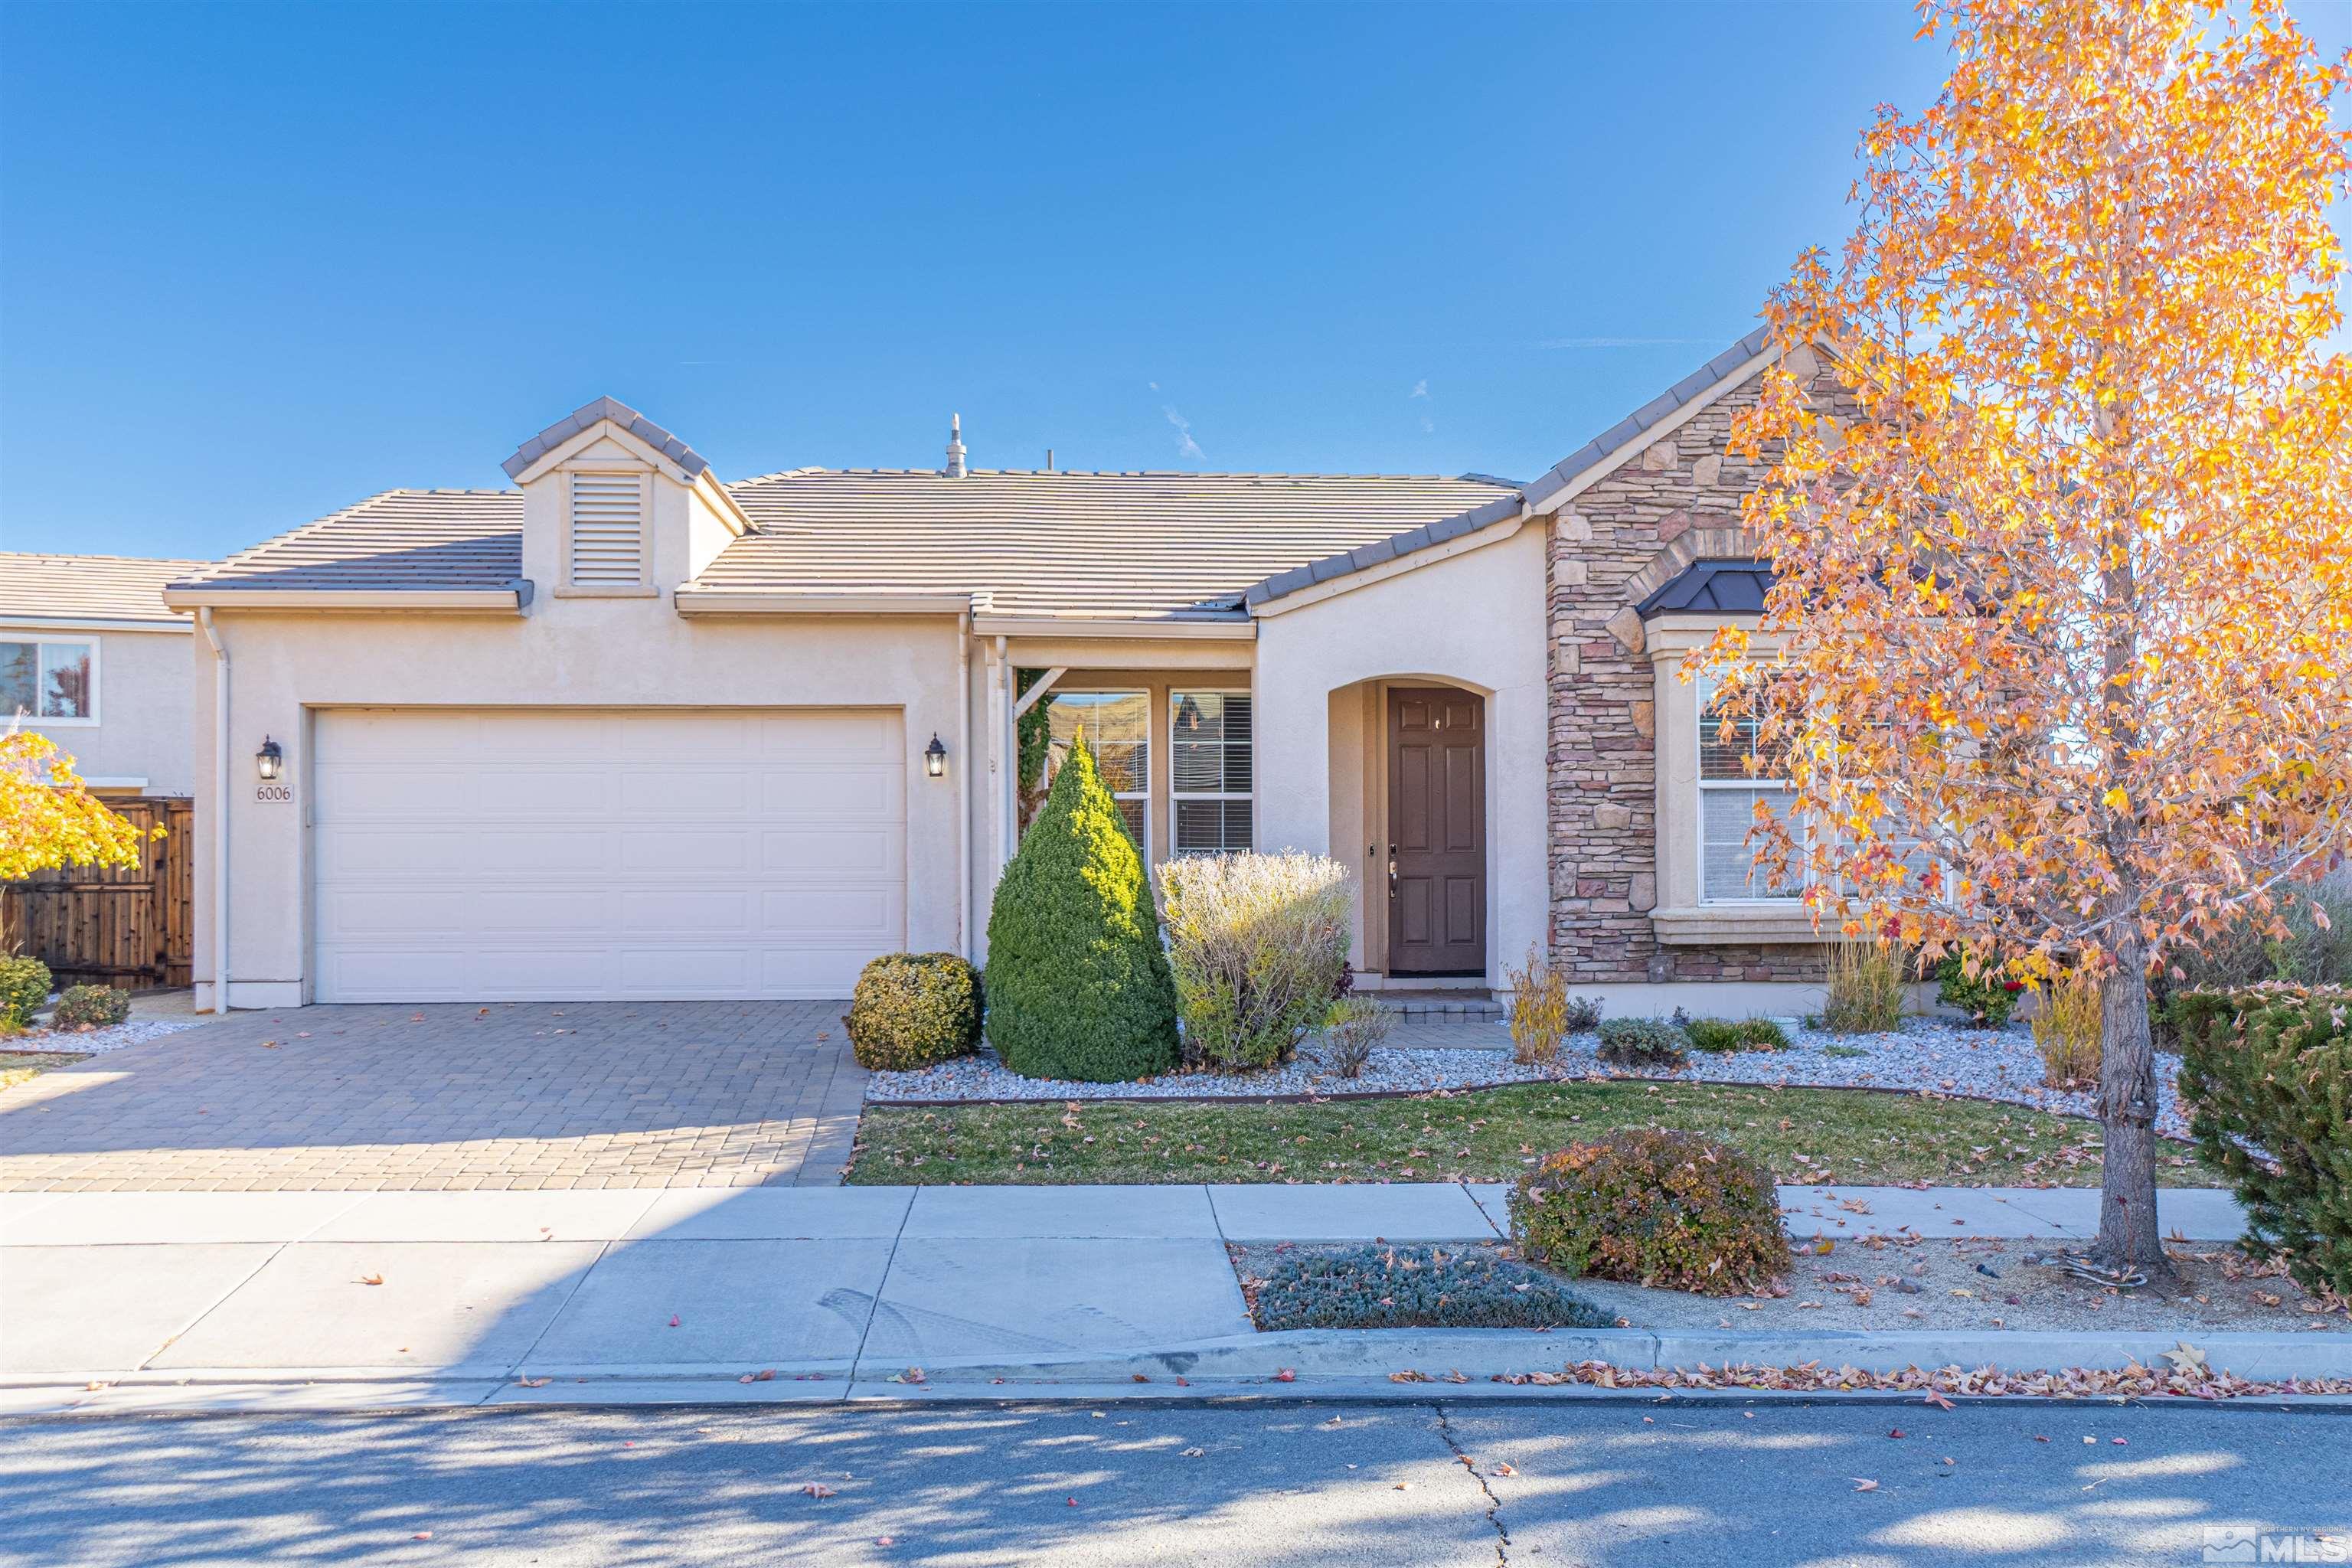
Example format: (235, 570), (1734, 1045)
(172, 491), (524, 592)
(1520, 325), (1775, 510)
(0, 552), (211, 626)
(704, 469), (1516, 618)
(1635, 557), (1773, 617)
(501, 397), (709, 482)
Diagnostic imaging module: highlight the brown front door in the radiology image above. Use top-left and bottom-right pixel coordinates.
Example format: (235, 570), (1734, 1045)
(1387, 688), (1485, 976)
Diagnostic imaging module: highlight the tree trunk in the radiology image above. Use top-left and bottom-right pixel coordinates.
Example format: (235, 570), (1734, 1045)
(2093, 931), (2172, 1281)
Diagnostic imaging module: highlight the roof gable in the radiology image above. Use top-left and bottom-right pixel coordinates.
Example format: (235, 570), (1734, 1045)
(501, 397), (709, 482)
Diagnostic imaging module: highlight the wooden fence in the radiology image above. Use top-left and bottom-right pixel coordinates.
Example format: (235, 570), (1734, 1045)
(1, 796), (194, 990)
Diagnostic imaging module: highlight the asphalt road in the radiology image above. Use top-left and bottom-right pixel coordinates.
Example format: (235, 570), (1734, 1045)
(3, 1398), (2346, 1566)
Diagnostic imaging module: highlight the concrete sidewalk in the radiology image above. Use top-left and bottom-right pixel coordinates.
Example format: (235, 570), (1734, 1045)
(0, 1182), (2264, 1413)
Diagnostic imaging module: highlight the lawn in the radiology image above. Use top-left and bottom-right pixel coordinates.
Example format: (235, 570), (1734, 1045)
(0, 1051), (89, 1093)
(845, 1080), (2216, 1189)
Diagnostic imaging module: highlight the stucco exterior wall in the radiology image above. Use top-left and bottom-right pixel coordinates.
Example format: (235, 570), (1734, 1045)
(191, 599), (969, 1009)
(1254, 523), (1549, 988)
(3, 622), (194, 796)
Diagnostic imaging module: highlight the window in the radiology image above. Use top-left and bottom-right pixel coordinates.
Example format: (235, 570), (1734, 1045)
(0, 639), (95, 724)
(1171, 691), (1253, 855)
(1044, 691), (1149, 854)
(1697, 674), (1797, 901)
(567, 471), (647, 586)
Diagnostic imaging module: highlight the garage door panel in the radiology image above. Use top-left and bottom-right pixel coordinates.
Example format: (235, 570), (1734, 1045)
(621, 769), (750, 813)
(313, 708), (907, 1002)
(622, 888), (754, 929)
(761, 828), (900, 876)
(758, 887), (899, 939)
(756, 710), (896, 756)
(757, 767), (901, 817)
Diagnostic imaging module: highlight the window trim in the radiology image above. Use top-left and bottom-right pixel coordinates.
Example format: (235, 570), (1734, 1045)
(1168, 687), (1253, 858)
(1696, 671), (1800, 906)
(0, 635), (100, 728)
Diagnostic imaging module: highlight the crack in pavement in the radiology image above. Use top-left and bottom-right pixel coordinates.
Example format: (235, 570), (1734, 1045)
(1431, 1401), (1509, 1563)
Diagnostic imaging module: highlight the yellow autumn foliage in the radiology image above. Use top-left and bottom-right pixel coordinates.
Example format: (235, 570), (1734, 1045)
(0, 726), (149, 883)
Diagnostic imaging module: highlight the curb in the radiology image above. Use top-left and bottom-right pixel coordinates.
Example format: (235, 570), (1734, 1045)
(11, 1325), (2348, 1414)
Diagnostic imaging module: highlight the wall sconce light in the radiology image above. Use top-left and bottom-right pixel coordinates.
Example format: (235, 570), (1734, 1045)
(924, 733), (948, 779)
(256, 737), (284, 781)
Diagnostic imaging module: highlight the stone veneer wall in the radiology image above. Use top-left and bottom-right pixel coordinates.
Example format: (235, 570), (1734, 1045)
(1545, 353), (1835, 985)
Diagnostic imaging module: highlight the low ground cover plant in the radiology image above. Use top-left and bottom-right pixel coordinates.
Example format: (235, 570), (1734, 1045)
(1822, 942), (1907, 1034)
(2174, 983), (2352, 1298)
(1321, 995), (1390, 1079)
(0, 955), (50, 1034)
(1511, 1129), (1790, 1295)
(1158, 851), (1351, 1070)
(1937, 955), (2025, 1028)
(47, 984), (129, 1032)
(1682, 1016), (1789, 1054)
(1247, 1243), (1611, 1331)
(984, 733), (1178, 1082)
(1596, 1016), (1688, 1069)
(844, 953), (983, 1071)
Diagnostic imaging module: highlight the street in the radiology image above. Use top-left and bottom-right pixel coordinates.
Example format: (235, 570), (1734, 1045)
(3, 1398), (2344, 1566)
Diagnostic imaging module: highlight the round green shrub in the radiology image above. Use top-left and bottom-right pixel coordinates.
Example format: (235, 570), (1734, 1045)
(1596, 1015), (1690, 1068)
(0, 955), (53, 1032)
(1511, 1129), (1791, 1295)
(844, 953), (983, 1071)
(984, 732), (1178, 1082)
(1936, 955), (2024, 1027)
(48, 984), (130, 1031)
(1251, 1243), (1609, 1331)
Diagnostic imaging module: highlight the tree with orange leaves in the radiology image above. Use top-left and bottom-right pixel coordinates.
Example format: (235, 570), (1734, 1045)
(1704, 0), (2352, 1276)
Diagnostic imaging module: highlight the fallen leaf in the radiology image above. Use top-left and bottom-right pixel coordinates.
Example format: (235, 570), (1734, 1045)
(1131, 1374), (1150, 1383)
(413, 1533), (432, 1541)
(357, 1273), (384, 1286)
(2111, 1437), (2128, 1446)
(1181, 1447), (1205, 1458)
(515, 1377), (550, 1389)
(2161, 1341), (2209, 1374)
(1492, 1463), (1517, 1477)
(1924, 1392), (1955, 1410)
(875, 1539), (895, 1548)
(802, 1483), (835, 1498)
(668, 1315), (681, 1328)
(1888, 1428), (1906, 1439)
(1853, 1478), (1880, 1492)
(1273, 1368), (1296, 1382)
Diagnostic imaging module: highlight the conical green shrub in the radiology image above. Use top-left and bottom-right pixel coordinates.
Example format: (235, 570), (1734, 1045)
(985, 731), (1178, 1081)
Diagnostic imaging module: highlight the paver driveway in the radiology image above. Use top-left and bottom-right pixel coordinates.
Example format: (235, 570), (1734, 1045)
(0, 1001), (865, 1192)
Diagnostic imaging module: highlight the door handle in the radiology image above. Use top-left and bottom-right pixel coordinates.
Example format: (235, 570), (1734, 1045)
(1387, 857), (1397, 900)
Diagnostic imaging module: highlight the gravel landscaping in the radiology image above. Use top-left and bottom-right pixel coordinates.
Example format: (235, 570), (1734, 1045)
(8, 1016), (207, 1057)
(866, 1017), (2191, 1138)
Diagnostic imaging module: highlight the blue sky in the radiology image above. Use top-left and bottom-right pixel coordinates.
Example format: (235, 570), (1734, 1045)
(2, 2), (2345, 560)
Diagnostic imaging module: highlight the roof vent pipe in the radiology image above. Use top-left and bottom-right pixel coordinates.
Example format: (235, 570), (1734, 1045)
(1045, 449), (1054, 472)
(945, 413), (967, 478)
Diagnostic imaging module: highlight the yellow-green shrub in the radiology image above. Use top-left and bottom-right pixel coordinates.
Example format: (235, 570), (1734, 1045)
(844, 952), (983, 1071)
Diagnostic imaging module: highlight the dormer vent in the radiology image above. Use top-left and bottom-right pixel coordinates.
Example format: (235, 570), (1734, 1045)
(567, 472), (647, 586)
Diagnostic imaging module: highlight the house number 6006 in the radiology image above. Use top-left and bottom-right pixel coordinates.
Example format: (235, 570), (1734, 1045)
(255, 783), (293, 804)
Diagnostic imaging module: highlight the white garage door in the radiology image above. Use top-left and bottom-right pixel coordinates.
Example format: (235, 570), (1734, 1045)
(312, 708), (906, 1001)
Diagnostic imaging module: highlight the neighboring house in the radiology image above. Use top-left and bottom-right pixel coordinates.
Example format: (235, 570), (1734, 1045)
(1, 552), (207, 796)
(165, 330), (1841, 1012)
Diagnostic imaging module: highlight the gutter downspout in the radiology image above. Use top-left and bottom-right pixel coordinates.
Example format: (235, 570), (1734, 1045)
(195, 609), (230, 1014)
(956, 610), (972, 962)
(996, 635), (1013, 883)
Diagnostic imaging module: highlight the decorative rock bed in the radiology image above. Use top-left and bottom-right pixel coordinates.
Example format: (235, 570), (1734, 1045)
(864, 1017), (2190, 1139)
(6, 1016), (207, 1057)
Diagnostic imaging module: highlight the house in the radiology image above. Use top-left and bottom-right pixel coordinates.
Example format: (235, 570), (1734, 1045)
(2, 552), (207, 796)
(163, 330), (1845, 1013)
